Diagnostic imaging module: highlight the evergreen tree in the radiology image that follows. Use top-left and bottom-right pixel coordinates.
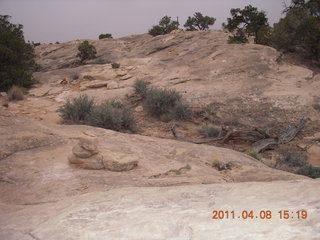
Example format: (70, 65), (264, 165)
(0, 15), (36, 91)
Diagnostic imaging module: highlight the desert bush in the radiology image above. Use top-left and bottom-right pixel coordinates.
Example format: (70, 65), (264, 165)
(98, 33), (113, 39)
(169, 101), (192, 120)
(57, 95), (94, 124)
(144, 87), (181, 117)
(76, 41), (97, 63)
(277, 148), (307, 167)
(71, 72), (79, 80)
(198, 125), (220, 137)
(133, 79), (150, 99)
(296, 164), (320, 178)
(111, 62), (120, 69)
(86, 102), (135, 131)
(7, 85), (24, 101)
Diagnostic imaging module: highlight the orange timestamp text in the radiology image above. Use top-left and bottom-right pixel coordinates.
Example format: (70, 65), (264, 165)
(211, 210), (308, 220)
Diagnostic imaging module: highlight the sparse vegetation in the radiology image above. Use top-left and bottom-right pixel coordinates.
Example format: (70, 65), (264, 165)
(86, 102), (135, 131)
(198, 125), (220, 137)
(184, 12), (216, 31)
(57, 95), (94, 124)
(277, 148), (307, 167)
(98, 33), (113, 39)
(148, 16), (179, 36)
(144, 87), (191, 121)
(246, 150), (259, 160)
(169, 101), (192, 120)
(211, 159), (234, 171)
(0, 15), (37, 91)
(58, 95), (135, 132)
(296, 164), (320, 178)
(71, 72), (79, 80)
(7, 85), (24, 101)
(168, 169), (182, 175)
(76, 40), (97, 63)
(111, 62), (120, 69)
(167, 164), (191, 175)
(133, 79), (150, 99)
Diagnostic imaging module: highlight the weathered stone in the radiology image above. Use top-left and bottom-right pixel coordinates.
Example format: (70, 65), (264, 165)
(0, 92), (7, 97)
(68, 153), (104, 170)
(78, 137), (98, 152)
(72, 145), (95, 158)
(102, 151), (138, 172)
(81, 80), (108, 89)
(107, 81), (119, 89)
(120, 74), (133, 80)
(116, 69), (128, 77)
(29, 87), (51, 97)
(134, 105), (143, 112)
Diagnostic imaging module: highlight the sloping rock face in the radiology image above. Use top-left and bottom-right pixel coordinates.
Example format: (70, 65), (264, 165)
(0, 112), (304, 206)
(0, 180), (319, 240)
(0, 110), (62, 160)
(33, 30), (320, 127)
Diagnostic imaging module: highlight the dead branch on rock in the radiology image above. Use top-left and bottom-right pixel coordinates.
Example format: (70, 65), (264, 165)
(278, 118), (306, 144)
(251, 138), (279, 153)
(223, 130), (267, 143)
(251, 118), (306, 153)
(170, 120), (178, 138)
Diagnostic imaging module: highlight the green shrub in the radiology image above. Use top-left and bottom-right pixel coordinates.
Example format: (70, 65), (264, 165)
(86, 102), (135, 131)
(144, 87), (181, 117)
(57, 95), (94, 124)
(76, 41), (97, 63)
(111, 62), (120, 69)
(133, 79), (149, 98)
(296, 164), (320, 178)
(169, 101), (192, 120)
(198, 125), (220, 137)
(277, 148), (307, 167)
(7, 85), (24, 101)
(99, 33), (113, 39)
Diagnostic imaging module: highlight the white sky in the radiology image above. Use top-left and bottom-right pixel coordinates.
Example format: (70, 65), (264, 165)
(0, 0), (291, 43)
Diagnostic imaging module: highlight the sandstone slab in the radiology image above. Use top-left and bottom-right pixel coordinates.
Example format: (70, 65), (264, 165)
(0, 180), (319, 240)
(102, 150), (139, 171)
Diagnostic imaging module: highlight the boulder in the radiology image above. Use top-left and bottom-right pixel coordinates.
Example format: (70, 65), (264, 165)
(102, 150), (139, 172)
(68, 153), (104, 170)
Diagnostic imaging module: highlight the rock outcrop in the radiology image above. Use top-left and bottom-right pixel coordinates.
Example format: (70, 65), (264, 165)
(68, 137), (138, 171)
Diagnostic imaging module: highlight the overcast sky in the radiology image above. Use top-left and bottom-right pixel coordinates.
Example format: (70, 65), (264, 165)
(0, 0), (290, 43)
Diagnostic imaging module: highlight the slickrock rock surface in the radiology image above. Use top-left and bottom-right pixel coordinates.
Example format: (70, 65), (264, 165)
(1, 30), (319, 239)
(0, 180), (319, 240)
